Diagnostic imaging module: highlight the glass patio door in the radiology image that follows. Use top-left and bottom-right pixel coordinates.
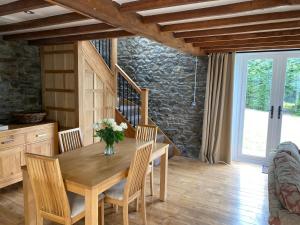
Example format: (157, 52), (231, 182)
(280, 56), (300, 148)
(232, 51), (300, 165)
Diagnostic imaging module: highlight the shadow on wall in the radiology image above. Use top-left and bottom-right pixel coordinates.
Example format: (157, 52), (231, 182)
(117, 37), (208, 158)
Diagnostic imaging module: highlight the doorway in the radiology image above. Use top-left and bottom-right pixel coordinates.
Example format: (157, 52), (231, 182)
(232, 51), (300, 165)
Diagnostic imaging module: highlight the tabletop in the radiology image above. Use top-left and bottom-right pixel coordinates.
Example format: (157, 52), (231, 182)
(57, 138), (168, 188)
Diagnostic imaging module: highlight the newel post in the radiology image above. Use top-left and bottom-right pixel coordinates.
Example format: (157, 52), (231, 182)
(110, 38), (118, 75)
(141, 88), (149, 125)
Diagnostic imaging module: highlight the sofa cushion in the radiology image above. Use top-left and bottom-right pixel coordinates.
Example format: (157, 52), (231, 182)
(274, 152), (300, 214)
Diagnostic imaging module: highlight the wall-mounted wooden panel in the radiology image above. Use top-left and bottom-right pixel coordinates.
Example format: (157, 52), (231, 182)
(41, 43), (78, 131)
(78, 41), (116, 146)
(41, 41), (116, 147)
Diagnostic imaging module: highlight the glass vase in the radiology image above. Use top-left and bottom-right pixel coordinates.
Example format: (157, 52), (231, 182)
(104, 143), (115, 155)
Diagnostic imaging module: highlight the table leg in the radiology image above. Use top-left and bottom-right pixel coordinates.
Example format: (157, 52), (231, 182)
(85, 188), (99, 225)
(160, 146), (168, 201)
(22, 168), (37, 225)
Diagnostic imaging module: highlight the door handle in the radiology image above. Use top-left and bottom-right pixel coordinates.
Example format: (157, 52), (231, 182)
(278, 106), (282, 119)
(270, 106), (274, 119)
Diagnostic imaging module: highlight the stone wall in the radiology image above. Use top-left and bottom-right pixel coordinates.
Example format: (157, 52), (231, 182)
(118, 37), (208, 158)
(0, 40), (41, 123)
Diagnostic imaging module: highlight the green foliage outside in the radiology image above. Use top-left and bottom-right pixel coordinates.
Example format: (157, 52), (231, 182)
(246, 58), (300, 116)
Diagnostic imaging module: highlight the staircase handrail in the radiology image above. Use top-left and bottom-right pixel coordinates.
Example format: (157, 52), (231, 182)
(115, 64), (148, 125)
(115, 64), (142, 93)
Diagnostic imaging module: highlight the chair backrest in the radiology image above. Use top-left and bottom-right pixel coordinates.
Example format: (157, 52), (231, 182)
(124, 141), (153, 199)
(25, 154), (70, 219)
(135, 125), (158, 143)
(58, 128), (83, 153)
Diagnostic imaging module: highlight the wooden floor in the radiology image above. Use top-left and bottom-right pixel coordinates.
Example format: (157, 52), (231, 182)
(0, 156), (269, 225)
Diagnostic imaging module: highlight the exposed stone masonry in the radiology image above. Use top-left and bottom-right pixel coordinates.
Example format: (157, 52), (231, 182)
(118, 37), (208, 158)
(0, 40), (41, 123)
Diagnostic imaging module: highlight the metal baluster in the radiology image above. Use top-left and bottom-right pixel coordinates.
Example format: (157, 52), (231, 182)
(130, 86), (133, 126)
(108, 39), (112, 68)
(106, 40), (108, 64)
(118, 75), (120, 110)
(126, 80), (129, 122)
(137, 94), (140, 125)
(122, 76), (125, 117)
(102, 40), (104, 56)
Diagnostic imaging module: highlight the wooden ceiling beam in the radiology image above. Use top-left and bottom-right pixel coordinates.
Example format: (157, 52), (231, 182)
(205, 45), (300, 53)
(118, 0), (214, 12)
(142, 0), (297, 24)
(0, 12), (87, 33)
(29, 30), (134, 45)
(184, 29), (300, 43)
(161, 10), (300, 32)
(174, 20), (300, 38)
(193, 35), (300, 47)
(0, 0), (51, 16)
(44, 0), (204, 55)
(202, 40), (300, 49)
(3, 23), (114, 40)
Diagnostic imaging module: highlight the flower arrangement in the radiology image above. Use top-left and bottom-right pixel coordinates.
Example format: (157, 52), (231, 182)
(94, 118), (128, 155)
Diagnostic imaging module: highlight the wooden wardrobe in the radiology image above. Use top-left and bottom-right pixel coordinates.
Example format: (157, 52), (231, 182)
(41, 41), (116, 146)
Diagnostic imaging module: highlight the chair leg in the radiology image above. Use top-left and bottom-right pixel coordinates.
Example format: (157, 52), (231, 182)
(36, 214), (43, 225)
(136, 196), (140, 212)
(114, 205), (119, 213)
(150, 165), (154, 196)
(123, 204), (129, 225)
(141, 188), (147, 225)
(98, 199), (104, 225)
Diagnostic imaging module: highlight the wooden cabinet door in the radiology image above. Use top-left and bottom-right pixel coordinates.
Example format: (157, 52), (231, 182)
(26, 139), (54, 157)
(0, 146), (24, 188)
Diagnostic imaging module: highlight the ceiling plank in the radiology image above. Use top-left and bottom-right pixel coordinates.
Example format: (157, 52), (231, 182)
(0, 0), (51, 16)
(44, 0), (204, 55)
(118, 0), (214, 12)
(29, 30), (134, 45)
(202, 40), (300, 49)
(193, 35), (300, 47)
(184, 29), (300, 43)
(174, 20), (300, 38)
(205, 45), (300, 53)
(3, 23), (114, 40)
(161, 10), (300, 32)
(142, 0), (296, 24)
(0, 12), (87, 33)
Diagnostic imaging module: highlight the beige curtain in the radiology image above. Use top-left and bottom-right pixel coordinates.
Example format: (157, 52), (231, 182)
(200, 52), (235, 164)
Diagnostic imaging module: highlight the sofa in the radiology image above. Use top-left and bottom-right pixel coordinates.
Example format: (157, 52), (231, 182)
(268, 142), (300, 225)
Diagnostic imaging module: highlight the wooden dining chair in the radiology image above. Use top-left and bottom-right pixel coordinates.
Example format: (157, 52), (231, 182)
(135, 125), (158, 196)
(25, 154), (105, 225)
(105, 142), (153, 225)
(58, 128), (83, 153)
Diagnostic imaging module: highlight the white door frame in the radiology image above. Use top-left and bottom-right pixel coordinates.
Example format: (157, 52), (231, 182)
(232, 51), (300, 165)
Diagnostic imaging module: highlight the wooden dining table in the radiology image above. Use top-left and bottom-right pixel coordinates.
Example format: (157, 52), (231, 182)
(23, 138), (169, 225)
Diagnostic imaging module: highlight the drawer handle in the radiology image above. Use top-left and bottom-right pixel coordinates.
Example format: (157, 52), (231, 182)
(1, 138), (14, 144)
(36, 133), (47, 138)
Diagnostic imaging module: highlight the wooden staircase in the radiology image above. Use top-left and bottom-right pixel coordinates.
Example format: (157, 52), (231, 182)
(90, 39), (180, 158)
(114, 65), (180, 159)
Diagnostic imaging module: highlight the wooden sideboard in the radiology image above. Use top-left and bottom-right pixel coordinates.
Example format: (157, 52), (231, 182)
(0, 122), (58, 188)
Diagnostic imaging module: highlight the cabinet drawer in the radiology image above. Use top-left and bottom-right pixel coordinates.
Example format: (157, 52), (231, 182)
(0, 133), (25, 150)
(26, 127), (53, 143)
(26, 139), (54, 157)
(0, 146), (25, 187)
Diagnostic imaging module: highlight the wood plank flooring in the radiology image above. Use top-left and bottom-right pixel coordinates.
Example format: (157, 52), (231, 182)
(0, 156), (269, 225)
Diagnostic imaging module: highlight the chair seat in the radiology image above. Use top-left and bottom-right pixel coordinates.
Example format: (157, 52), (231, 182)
(67, 192), (105, 217)
(105, 179), (126, 201)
